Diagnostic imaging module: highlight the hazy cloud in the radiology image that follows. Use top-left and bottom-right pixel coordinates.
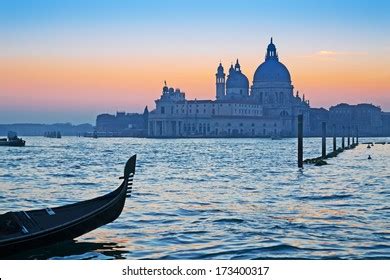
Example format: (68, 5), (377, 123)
(315, 50), (367, 56)
(298, 50), (367, 61)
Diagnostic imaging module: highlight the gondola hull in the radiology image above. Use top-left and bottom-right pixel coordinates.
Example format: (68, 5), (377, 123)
(0, 155), (136, 258)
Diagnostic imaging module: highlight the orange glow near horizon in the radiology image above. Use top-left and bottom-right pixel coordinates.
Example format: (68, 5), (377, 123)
(1, 0), (390, 123)
(1, 51), (389, 114)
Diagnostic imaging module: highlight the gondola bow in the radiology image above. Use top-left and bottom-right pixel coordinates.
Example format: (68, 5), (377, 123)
(0, 155), (137, 258)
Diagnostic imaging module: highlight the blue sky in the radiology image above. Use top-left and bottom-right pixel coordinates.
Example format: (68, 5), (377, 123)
(0, 0), (389, 124)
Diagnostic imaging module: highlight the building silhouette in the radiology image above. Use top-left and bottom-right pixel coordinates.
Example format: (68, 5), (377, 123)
(329, 103), (384, 136)
(94, 38), (390, 138)
(148, 38), (310, 137)
(95, 107), (148, 137)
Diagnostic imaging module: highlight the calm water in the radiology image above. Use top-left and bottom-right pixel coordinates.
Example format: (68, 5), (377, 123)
(0, 137), (389, 259)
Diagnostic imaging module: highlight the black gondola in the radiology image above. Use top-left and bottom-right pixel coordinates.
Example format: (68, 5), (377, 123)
(0, 155), (136, 258)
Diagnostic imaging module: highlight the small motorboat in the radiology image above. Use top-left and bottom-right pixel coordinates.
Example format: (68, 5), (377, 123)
(0, 131), (25, 147)
(0, 155), (136, 257)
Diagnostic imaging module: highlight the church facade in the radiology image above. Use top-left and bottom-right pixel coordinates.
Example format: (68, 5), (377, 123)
(148, 38), (310, 137)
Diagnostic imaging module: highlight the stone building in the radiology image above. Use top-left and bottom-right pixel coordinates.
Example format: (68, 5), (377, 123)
(148, 38), (310, 137)
(95, 107), (148, 137)
(329, 103), (383, 136)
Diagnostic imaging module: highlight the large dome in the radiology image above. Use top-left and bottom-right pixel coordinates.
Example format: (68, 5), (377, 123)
(253, 60), (291, 83)
(253, 38), (291, 84)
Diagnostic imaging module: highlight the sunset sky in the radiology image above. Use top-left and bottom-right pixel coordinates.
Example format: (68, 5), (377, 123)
(1, 0), (389, 124)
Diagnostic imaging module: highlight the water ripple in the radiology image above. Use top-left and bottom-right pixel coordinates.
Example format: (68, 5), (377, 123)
(0, 136), (389, 259)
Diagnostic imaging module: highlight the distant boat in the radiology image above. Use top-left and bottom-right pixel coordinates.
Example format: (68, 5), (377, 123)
(0, 132), (25, 147)
(270, 133), (282, 140)
(0, 155), (136, 257)
(44, 131), (62, 138)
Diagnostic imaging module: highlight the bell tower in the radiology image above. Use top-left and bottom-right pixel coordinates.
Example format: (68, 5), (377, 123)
(216, 63), (225, 100)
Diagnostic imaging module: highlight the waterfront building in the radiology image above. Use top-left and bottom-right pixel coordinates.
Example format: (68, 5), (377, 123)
(329, 103), (384, 136)
(93, 38), (390, 138)
(95, 108), (148, 137)
(148, 39), (310, 137)
(304, 103), (390, 137)
(382, 112), (390, 135)
(308, 108), (329, 136)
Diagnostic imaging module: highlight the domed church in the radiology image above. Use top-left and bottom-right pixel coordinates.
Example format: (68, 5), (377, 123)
(148, 38), (310, 138)
(217, 59), (250, 100)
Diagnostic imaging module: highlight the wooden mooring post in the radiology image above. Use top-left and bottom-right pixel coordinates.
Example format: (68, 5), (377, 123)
(342, 126), (345, 149)
(322, 122), (326, 158)
(298, 114), (303, 168)
(356, 126), (359, 144)
(333, 124), (336, 152)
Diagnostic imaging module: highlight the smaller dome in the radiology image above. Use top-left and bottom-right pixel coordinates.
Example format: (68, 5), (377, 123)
(226, 59), (249, 88)
(226, 70), (249, 89)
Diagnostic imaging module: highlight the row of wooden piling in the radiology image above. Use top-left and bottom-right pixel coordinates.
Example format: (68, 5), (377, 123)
(297, 115), (359, 167)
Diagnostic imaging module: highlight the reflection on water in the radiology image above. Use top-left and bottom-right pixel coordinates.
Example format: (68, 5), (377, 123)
(0, 137), (389, 259)
(8, 239), (127, 260)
